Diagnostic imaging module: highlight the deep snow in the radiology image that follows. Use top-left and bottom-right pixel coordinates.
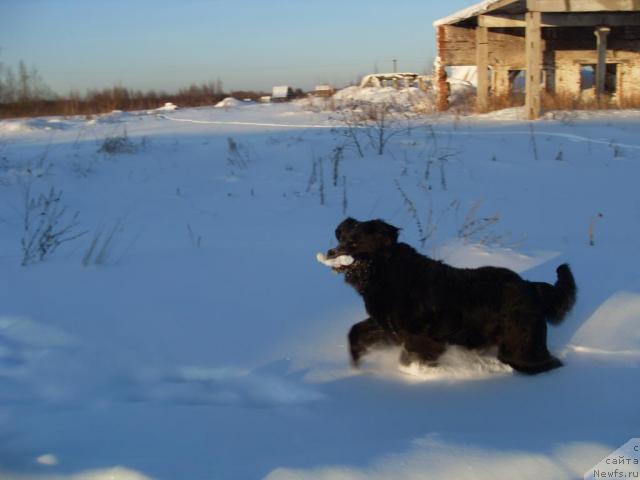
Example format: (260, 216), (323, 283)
(0, 101), (639, 479)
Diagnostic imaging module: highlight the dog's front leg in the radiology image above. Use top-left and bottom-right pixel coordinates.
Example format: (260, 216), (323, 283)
(399, 334), (446, 366)
(348, 318), (399, 367)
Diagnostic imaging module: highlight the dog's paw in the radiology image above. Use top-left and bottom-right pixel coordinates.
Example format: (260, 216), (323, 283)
(399, 349), (439, 368)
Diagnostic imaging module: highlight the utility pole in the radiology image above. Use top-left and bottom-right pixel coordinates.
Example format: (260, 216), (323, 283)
(392, 57), (397, 73)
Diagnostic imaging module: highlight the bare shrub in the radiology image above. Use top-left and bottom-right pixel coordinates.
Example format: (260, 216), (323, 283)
(395, 180), (429, 248)
(333, 100), (411, 156)
(528, 123), (539, 161)
(98, 128), (138, 155)
(456, 200), (518, 247)
(472, 90), (640, 115)
(332, 112), (364, 158)
(481, 93), (525, 113)
(21, 185), (87, 265)
(588, 212), (604, 246)
(187, 223), (202, 248)
(424, 126), (459, 191)
(331, 145), (344, 187)
(227, 137), (251, 170)
(306, 153), (325, 205)
(71, 157), (98, 178)
(342, 175), (348, 216)
(396, 181), (460, 250)
(541, 91), (640, 111)
(82, 219), (124, 266)
(361, 102), (408, 155)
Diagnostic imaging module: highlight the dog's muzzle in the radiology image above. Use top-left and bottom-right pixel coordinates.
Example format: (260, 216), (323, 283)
(316, 251), (355, 273)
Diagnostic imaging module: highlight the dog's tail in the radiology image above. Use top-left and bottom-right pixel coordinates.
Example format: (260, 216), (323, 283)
(539, 263), (577, 325)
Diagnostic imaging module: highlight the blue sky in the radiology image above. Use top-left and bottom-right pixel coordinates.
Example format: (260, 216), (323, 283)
(0, 0), (475, 94)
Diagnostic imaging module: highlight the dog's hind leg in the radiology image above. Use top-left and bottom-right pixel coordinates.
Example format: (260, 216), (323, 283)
(497, 316), (563, 374)
(399, 335), (446, 367)
(348, 318), (399, 367)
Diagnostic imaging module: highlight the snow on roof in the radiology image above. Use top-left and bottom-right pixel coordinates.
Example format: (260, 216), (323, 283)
(332, 86), (432, 110)
(433, 0), (515, 27)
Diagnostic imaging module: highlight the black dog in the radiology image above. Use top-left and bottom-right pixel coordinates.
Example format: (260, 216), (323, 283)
(323, 218), (577, 375)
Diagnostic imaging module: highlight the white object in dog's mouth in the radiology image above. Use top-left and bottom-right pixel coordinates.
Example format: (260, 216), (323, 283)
(316, 252), (355, 268)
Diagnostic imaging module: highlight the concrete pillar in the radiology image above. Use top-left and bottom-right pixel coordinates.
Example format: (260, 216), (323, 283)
(594, 27), (611, 100)
(476, 26), (489, 112)
(435, 26), (450, 112)
(525, 11), (542, 120)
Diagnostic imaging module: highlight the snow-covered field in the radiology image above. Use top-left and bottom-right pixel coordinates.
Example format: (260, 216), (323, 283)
(0, 101), (639, 479)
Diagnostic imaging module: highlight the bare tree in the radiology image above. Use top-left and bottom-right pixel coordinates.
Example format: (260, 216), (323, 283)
(337, 100), (409, 156)
(18, 60), (30, 102)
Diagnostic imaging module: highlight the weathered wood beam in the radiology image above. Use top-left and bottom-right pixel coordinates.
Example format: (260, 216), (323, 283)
(525, 11), (542, 120)
(479, 14), (527, 27)
(544, 11), (640, 25)
(479, 12), (640, 27)
(527, 0), (640, 12)
(476, 26), (490, 112)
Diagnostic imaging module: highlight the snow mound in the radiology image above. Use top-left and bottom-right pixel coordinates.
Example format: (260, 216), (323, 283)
(95, 110), (138, 124)
(356, 346), (512, 383)
(472, 107), (527, 121)
(74, 468), (153, 480)
(0, 120), (32, 133)
(436, 240), (558, 274)
(569, 291), (640, 356)
(399, 346), (512, 382)
(333, 86), (433, 111)
(0, 466), (153, 480)
(450, 66), (478, 86)
(26, 118), (75, 131)
(0, 316), (75, 349)
(448, 78), (476, 105)
(36, 454), (59, 466)
(0, 118), (75, 133)
(154, 102), (178, 111)
(215, 97), (243, 109)
(130, 362), (323, 408)
(266, 437), (610, 480)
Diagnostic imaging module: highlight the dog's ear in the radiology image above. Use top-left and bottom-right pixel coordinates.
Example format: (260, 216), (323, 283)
(380, 222), (399, 245)
(335, 217), (358, 241)
(369, 219), (399, 245)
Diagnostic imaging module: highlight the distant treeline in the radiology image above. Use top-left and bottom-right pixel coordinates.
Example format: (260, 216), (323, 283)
(0, 60), (276, 119)
(0, 85), (274, 119)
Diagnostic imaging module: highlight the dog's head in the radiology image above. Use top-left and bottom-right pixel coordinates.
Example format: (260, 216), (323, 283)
(325, 217), (399, 272)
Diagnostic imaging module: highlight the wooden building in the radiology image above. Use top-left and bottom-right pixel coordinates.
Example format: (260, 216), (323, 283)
(434, 0), (640, 119)
(272, 86), (293, 102)
(313, 85), (336, 97)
